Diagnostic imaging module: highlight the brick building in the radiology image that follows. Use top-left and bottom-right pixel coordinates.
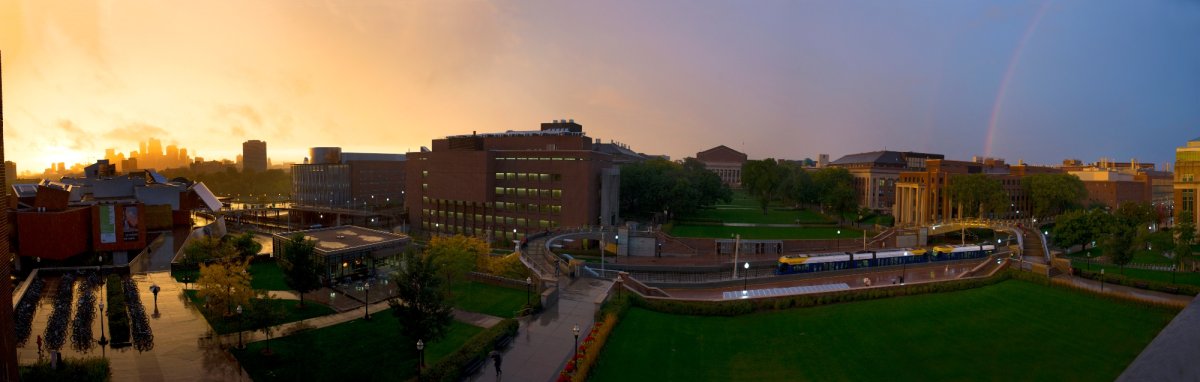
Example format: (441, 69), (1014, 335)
(893, 158), (1061, 225)
(829, 151), (943, 212)
(405, 120), (620, 242)
(696, 145), (747, 187)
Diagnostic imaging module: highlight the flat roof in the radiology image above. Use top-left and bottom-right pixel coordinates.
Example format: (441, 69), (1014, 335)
(277, 225), (409, 255)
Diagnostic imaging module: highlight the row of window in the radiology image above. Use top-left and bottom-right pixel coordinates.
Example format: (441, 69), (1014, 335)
(495, 172), (564, 182)
(421, 197), (563, 213)
(496, 156), (580, 160)
(420, 223), (536, 240)
(494, 187), (563, 199)
(422, 210), (560, 228)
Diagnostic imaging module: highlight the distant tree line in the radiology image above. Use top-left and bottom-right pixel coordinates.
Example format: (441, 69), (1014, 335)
(741, 159), (857, 221)
(619, 158), (733, 220)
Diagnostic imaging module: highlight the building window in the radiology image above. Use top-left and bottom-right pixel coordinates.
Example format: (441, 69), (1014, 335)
(1184, 189), (1196, 215)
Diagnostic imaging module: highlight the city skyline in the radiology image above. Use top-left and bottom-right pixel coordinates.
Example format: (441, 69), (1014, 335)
(2, 1), (1198, 172)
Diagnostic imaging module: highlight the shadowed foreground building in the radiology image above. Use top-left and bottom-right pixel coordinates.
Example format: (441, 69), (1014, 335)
(0, 50), (18, 381)
(405, 120), (620, 243)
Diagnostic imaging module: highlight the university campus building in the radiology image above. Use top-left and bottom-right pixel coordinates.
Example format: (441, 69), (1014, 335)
(1060, 158), (1172, 213)
(893, 158), (1061, 226)
(242, 140), (267, 173)
(292, 147), (407, 209)
(695, 145), (747, 187)
(404, 120), (621, 243)
(828, 151), (944, 212)
(1175, 137), (1200, 227)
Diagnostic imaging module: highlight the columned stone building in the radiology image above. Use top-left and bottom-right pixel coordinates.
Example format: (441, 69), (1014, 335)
(1175, 137), (1200, 228)
(696, 145), (747, 188)
(829, 151), (943, 212)
(893, 158), (1061, 226)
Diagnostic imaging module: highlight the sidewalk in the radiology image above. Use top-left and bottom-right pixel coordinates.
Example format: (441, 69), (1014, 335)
(1053, 274), (1193, 307)
(17, 271), (251, 382)
(467, 277), (613, 382)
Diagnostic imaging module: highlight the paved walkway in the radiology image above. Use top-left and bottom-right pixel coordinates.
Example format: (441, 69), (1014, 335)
(18, 271), (251, 382)
(466, 277), (613, 382)
(1052, 274), (1193, 307)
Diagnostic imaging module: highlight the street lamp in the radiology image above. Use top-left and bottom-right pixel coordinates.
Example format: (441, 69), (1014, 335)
(837, 230), (842, 249)
(743, 262), (750, 292)
(572, 324), (581, 360)
(416, 339), (425, 381)
(1100, 268), (1106, 292)
(901, 251), (909, 285)
(363, 282), (372, 321)
(236, 304), (244, 349)
(525, 277), (532, 306)
(98, 299), (108, 359)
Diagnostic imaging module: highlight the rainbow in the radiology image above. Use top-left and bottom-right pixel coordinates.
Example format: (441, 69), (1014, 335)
(984, 1), (1052, 158)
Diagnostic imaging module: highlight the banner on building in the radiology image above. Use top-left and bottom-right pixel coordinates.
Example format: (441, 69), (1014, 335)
(99, 205), (117, 244)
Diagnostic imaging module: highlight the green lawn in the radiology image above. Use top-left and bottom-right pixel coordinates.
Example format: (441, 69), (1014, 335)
(250, 261), (292, 291)
(667, 225), (866, 240)
(233, 311), (484, 382)
(687, 207), (831, 225)
(449, 281), (529, 318)
(1070, 260), (1200, 287)
(592, 280), (1176, 382)
(184, 290), (336, 334)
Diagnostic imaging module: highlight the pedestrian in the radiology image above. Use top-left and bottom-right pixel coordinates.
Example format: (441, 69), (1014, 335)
(35, 335), (42, 354)
(490, 350), (502, 377)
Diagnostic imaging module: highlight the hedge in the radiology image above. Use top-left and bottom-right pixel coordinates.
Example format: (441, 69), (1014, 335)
(421, 318), (519, 382)
(20, 357), (110, 382)
(1072, 268), (1200, 296)
(105, 275), (131, 347)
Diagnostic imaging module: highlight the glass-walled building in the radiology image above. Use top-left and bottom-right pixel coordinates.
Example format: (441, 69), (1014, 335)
(273, 225), (410, 285)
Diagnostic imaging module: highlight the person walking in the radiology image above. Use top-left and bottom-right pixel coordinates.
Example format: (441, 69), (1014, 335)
(489, 350), (503, 377)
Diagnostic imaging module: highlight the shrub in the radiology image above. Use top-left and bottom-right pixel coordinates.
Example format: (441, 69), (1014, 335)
(105, 275), (131, 346)
(19, 357), (110, 382)
(1072, 268), (1200, 296)
(422, 319), (519, 382)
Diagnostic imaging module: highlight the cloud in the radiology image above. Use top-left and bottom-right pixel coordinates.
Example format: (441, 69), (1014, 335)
(52, 119), (94, 151)
(103, 122), (170, 144)
(215, 104), (264, 128)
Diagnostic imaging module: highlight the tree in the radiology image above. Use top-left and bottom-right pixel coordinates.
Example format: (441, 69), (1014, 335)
(619, 159), (732, 219)
(812, 167), (857, 222)
(246, 293), (287, 355)
(231, 232), (263, 259)
(742, 159), (788, 215)
(196, 258), (254, 316)
(1114, 201), (1158, 227)
(946, 174), (1009, 218)
(183, 236), (238, 264)
(1104, 225), (1136, 274)
(281, 234), (322, 308)
(1052, 208), (1114, 252)
(1176, 210), (1195, 270)
(426, 235), (488, 298)
(389, 250), (454, 343)
(780, 163), (815, 207)
(1022, 173), (1086, 218)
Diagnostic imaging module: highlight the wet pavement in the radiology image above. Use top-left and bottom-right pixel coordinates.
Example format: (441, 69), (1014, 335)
(18, 272), (250, 382)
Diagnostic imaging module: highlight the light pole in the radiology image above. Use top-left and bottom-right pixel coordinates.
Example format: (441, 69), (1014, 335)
(525, 277), (532, 306)
(363, 282), (371, 321)
(837, 230), (842, 249)
(731, 234), (741, 280)
(236, 304), (244, 349)
(901, 251), (909, 285)
(572, 324), (581, 360)
(743, 262), (750, 292)
(416, 339), (425, 381)
(1100, 268), (1105, 292)
(98, 299), (108, 359)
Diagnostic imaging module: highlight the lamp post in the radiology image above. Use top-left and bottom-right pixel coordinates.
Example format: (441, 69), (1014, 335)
(98, 299), (108, 359)
(837, 230), (841, 249)
(363, 282), (371, 321)
(731, 234), (741, 280)
(901, 251), (909, 285)
(236, 304), (244, 349)
(743, 262), (750, 292)
(525, 277), (532, 306)
(572, 324), (581, 360)
(1100, 268), (1105, 292)
(416, 339), (425, 381)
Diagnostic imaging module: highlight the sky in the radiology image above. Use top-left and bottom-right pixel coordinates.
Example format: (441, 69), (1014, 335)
(2, 0), (1198, 175)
